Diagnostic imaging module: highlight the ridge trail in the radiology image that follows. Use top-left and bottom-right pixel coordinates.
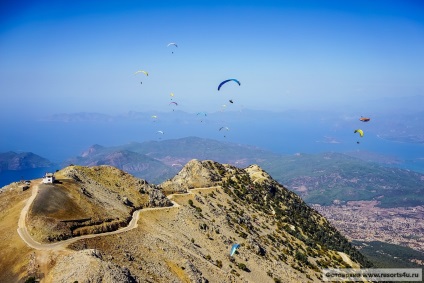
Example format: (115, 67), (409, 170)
(17, 181), (218, 251)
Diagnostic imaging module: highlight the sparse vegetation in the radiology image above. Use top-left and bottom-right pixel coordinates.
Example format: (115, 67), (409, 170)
(0, 159), (375, 282)
(215, 260), (223, 268)
(24, 277), (36, 283)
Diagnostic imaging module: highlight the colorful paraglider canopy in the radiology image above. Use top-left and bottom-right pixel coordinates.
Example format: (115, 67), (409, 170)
(359, 117), (371, 122)
(134, 70), (148, 76)
(218, 79), (241, 91)
(354, 129), (364, 137)
(230, 244), (240, 256)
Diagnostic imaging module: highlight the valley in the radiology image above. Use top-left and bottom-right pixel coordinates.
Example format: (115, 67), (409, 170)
(313, 201), (424, 253)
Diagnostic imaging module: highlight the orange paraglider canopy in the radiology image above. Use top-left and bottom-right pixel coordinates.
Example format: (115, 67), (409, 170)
(359, 117), (371, 122)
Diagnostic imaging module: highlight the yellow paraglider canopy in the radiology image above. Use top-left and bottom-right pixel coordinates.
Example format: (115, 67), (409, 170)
(354, 129), (364, 137)
(134, 70), (148, 76)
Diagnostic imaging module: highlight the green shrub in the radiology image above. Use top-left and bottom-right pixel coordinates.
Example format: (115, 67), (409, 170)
(237, 263), (247, 271)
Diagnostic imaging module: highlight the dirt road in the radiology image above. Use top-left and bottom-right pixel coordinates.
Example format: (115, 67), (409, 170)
(16, 183), (217, 251)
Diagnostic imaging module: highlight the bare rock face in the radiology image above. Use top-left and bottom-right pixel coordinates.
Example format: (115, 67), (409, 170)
(247, 235), (266, 256)
(185, 260), (209, 283)
(148, 187), (173, 207)
(244, 164), (273, 185)
(49, 249), (137, 283)
(160, 159), (227, 193)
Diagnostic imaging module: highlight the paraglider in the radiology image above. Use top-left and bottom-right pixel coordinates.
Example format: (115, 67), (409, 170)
(354, 129), (364, 137)
(157, 130), (164, 135)
(134, 70), (148, 84)
(196, 112), (207, 122)
(172, 163), (182, 167)
(230, 244), (240, 256)
(218, 79), (241, 91)
(167, 42), (178, 53)
(229, 99), (234, 104)
(134, 70), (148, 76)
(169, 101), (178, 111)
(219, 126), (229, 138)
(359, 116), (371, 122)
(354, 129), (364, 144)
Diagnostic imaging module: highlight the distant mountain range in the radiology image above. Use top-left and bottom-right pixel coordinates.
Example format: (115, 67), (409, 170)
(2, 136), (422, 208)
(66, 137), (424, 208)
(0, 151), (53, 172)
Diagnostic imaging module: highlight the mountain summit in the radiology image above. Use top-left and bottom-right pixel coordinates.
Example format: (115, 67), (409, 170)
(0, 160), (371, 282)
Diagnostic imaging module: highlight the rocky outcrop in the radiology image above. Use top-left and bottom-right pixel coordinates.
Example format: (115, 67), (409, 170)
(49, 249), (137, 282)
(247, 235), (266, 256)
(184, 260), (209, 283)
(159, 159), (231, 193)
(148, 187), (173, 207)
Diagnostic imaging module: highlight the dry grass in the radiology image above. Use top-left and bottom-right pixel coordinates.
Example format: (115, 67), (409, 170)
(65, 185), (315, 283)
(27, 166), (150, 243)
(0, 186), (34, 282)
(31, 181), (88, 219)
(166, 260), (191, 283)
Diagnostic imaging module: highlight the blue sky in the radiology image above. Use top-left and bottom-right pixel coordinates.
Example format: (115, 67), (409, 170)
(1, 0), (423, 117)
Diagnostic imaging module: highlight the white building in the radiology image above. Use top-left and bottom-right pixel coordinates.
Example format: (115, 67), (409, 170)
(42, 173), (55, 184)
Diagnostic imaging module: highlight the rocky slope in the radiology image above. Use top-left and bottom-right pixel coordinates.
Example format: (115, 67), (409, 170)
(27, 165), (171, 243)
(0, 160), (372, 282)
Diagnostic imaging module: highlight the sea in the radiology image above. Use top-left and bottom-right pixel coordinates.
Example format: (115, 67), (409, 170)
(1, 112), (423, 187)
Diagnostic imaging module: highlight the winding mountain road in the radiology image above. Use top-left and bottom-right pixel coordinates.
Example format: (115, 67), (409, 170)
(17, 181), (184, 250)
(17, 181), (216, 251)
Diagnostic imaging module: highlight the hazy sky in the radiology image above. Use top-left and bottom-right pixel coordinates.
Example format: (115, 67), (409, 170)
(1, 0), (423, 117)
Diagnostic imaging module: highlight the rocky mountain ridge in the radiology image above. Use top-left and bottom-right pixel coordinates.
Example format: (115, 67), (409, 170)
(0, 159), (372, 282)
